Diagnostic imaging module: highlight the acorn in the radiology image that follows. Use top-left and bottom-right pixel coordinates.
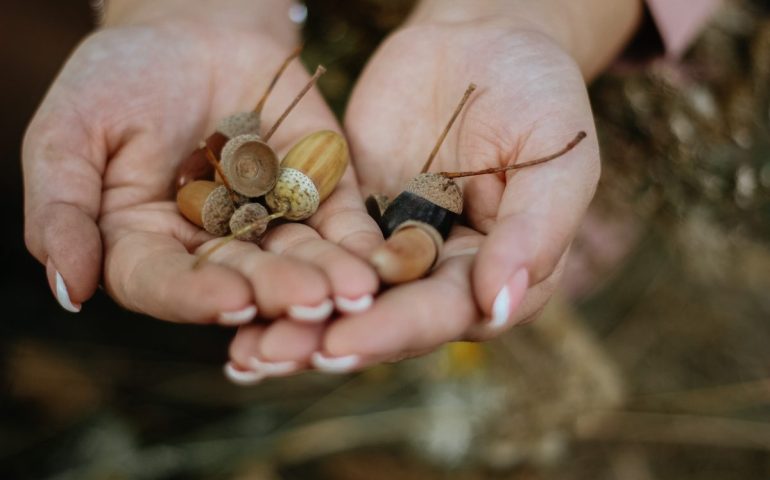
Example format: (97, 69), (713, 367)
(229, 202), (272, 242)
(369, 83), (588, 284)
(370, 220), (444, 285)
(175, 47), (300, 190)
(177, 180), (245, 236)
(216, 65), (327, 198)
(265, 130), (349, 220)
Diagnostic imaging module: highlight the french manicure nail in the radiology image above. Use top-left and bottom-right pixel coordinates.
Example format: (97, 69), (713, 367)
(218, 305), (257, 325)
(55, 270), (81, 313)
(311, 352), (360, 374)
(223, 361), (265, 386)
(488, 268), (529, 329)
(334, 294), (373, 314)
(288, 299), (334, 322)
(249, 357), (299, 376)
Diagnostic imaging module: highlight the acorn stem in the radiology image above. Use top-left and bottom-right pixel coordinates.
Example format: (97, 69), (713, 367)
(439, 131), (587, 179)
(254, 46), (302, 114)
(263, 65), (327, 142)
(420, 83), (477, 174)
(192, 211), (286, 270)
(202, 141), (234, 192)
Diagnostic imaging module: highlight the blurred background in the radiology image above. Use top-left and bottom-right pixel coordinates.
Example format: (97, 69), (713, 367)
(2, 0), (770, 478)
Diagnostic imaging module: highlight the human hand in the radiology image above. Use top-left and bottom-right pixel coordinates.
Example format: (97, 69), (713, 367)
(317, 15), (603, 370)
(22, 0), (381, 373)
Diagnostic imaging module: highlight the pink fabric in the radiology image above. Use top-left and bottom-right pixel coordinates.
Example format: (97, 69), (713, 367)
(646, 0), (722, 57)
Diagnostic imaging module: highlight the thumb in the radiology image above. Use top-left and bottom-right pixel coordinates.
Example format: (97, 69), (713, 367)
(23, 104), (105, 312)
(472, 133), (600, 330)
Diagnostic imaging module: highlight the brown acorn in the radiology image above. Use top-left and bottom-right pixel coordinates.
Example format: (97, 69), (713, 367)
(370, 83), (587, 284)
(177, 180), (244, 236)
(229, 203), (271, 242)
(265, 130), (349, 220)
(175, 47), (300, 190)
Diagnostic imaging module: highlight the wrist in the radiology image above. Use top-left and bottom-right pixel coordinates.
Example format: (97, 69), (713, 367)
(409, 0), (644, 80)
(103, 0), (299, 46)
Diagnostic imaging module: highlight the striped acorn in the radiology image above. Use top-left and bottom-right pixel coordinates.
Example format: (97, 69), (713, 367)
(266, 130), (349, 220)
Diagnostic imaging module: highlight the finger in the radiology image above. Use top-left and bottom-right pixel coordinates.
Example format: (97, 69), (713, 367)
(23, 100), (106, 311)
(102, 218), (255, 324)
(228, 320), (322, 380)
(319, 248), (479, 370)
(471, 130), (600, 329)
(261, 223), (378, 314)
(465, 248), (569, 341)
(199, 236), (333, 321)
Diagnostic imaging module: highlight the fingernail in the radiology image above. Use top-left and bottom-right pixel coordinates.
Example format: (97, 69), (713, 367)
(488, 268), (529, 329)
(218, 305), (257, 325)
(55, 270), (81, 313)
(249, 357), (299, 376)
(223, 361), (265, 386)
(288, 299), (334, 322)
(334, 294), (373, 314)
(311, 352), (360, 374)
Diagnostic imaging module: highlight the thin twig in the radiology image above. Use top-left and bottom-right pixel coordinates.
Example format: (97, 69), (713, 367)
(421, 83), (477, 174)
(263, 65), (326, 142)
(440, 131), (587, 179)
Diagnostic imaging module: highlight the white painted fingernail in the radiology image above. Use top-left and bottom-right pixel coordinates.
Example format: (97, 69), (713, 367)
(334, 294), (373, 314)
(249, 357), (299, 376)
(488, 268), (529, 330)
(288, 299), (334, 322)
(311, 352), (360, 374)
(55, 271), (81, 313)
(223, 361), (265, 386)
(218, 305), (257, 325)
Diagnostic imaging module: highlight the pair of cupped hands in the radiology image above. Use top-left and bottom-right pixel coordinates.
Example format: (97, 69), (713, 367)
(22, 9), (599, 384)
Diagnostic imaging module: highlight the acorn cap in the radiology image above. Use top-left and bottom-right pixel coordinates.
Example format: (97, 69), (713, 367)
(265, 167), (320, 220)
(403, 173), (463, 215)
(280, 130), (349, 202)
(379, 189), (458, 240)
(220, 134), (280, 197)
(216, 111), (261, 139)
(177, 180), (235, 236)
(230, 203), (270, 242)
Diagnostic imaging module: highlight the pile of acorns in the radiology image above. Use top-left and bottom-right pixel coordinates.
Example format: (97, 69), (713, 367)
(176, 51), (587, 284)
(175, 51), (348, 258)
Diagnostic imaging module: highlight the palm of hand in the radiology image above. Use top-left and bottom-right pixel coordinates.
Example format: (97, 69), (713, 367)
(25, 22), (380, 331)
(318, 22), (600, 363)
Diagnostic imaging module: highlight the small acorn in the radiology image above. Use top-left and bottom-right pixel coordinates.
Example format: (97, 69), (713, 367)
(265, 130), (349, 220)
(229, 203), (272, 242)
(177, 180), (245, 236)
(175, 47), (301, 190)
(370, 83), (587, 284)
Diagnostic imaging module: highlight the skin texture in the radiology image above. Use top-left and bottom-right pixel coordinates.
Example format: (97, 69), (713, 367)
(320, 21), (600, 366)
(24, 0), (643, 380)
(22, 1), (381, 370)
